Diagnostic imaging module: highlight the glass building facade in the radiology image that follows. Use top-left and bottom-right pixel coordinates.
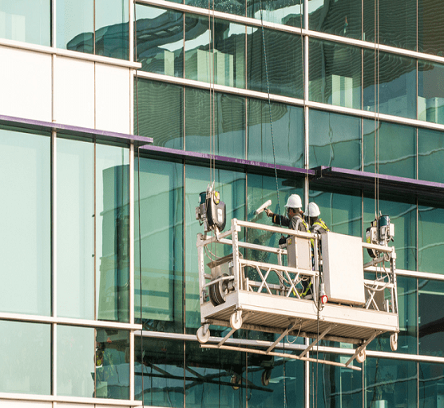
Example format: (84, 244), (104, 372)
(1, 0), (444, 407)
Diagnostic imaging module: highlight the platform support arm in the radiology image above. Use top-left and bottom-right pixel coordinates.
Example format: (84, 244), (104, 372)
(299, 325), (334, 358)
(345, 331), (380, 366)
(266, 320), (301, 354)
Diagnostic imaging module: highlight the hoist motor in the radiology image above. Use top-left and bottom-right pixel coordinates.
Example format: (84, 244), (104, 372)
(366, 215), (395, 258)
(196, 185), (226, 233)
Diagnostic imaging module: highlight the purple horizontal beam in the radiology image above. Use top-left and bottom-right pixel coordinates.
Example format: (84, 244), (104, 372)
(0, 114), (153, 146)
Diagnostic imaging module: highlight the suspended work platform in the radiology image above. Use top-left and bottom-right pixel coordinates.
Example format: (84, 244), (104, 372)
(196, 218), (399, 371)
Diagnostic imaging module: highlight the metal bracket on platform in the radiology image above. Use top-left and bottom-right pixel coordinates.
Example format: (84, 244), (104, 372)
(266, 320), (301, 354)
(345, 331), (381, 366)
(299, 325), (334, 358)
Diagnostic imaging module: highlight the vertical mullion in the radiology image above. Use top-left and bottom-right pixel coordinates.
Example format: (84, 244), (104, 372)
(51, 129), (57, 397)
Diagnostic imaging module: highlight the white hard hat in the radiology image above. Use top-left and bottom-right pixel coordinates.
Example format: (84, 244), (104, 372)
(285, 194), (302, 209)
(304, 202), (320, 217)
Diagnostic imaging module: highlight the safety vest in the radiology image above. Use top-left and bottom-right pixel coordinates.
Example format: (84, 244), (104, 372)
(313, 219), (329, 232)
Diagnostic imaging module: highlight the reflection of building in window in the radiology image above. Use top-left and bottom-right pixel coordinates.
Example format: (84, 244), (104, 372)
(185, 49), (234, 86)
(418, 96), (444, 123)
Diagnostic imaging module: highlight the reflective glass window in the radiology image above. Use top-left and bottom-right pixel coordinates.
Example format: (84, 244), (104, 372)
(185, 15), (245, 89)
(363, 50), (417, 119)
(396, 277), (418, 354)
(418, 280), (444, 356)
(0, 127), (51, 316)
(363, 120), (416, 179)
(185, 166), (245, 331)
(185, 88), (245, 158)
(418, 205), (444, 274)
(363, 0), (416, 51)
(135, 5), (183, 77)
(57, 0), (94, 53)
(247, 28), (303, 99)
(95, 0), (129, 60)
(0, 0), (51, 46)
(247, 0), (303, 28)
(135, 157), (184, 333)
(309, 39), (361, 110)
(248, 99), (304, 168)
(96, 144), (130, 322)
(418, 128), (444, 183)
(419, 362), (444, 406)
(0, 321), (50, 394)
(57, 137), (94, 319)
(186, 0), (245, 17)
(135, 79), (183, 150)
(418, 61), (444, 124)
(309, 0), (361, 40)
(418, 0), (444, 56)
(364, 359), (417, 407)
(309, 110), (361, 170)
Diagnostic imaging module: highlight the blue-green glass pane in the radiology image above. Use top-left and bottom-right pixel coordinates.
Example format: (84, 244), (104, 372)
(363, 0), (416, 51)
(0, 321), (50, 394)
(364, 358), (417, 407)
(418, 280), (444, 356)
(135, 79), (183, 149)
(363, 50), (417, 119)
(418, 206), (444, 274)
(247, 0), (302, 28)
(309, 39), (361, 110)
(418, 128), (444, 183)
(0, 128), (50, 316)
(309, 110), (361, 170)
(57, 325), (95, 397)
(57, 137), (94, 319)
(247, 27), (303, 99)
(96, 328), (130, 399)
(185, 166), (245, 331)
(56, 0), (94, 53)
(248, 99), (304, 168)
(185, 89), (245, 158)
(135, 5), (183, 77)
(418, 0), (444, 56)
(95, 0), (129, 60)
(96, 144), (130, 322)
(309, 0), (361, 40)
(135, 337), (184, 406)
(0, 0), (51, 46)
(419, 362), (444, 406)
(185, 0), (245, 17)
(308, 190), (361, 237)
(363, 120), (416, 179)
(135, 157), (184, 333)
(185, 15), (245, 88)
(418, 61), (444, 124)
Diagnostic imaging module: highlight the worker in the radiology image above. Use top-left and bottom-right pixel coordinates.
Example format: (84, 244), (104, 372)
(264, 194), (308, 232)
(304, 202), (329, 234)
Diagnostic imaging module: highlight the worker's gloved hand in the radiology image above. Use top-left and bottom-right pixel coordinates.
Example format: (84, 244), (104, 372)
(264, 208), (272, 217)
(278, 236), (286, 245)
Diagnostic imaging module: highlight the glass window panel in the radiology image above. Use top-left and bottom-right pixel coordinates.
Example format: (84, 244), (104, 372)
(56, 0), (94, 53)
(185, 0), (245, 17)
(309, 39), (361, 110)
(364, 359), (417, 407)
(135, 337), (184, 406)
(185, 88), (245, 158)
(135, 157), (184, 333)
(0, 321), (50, 394)
(185, 15), (245, 88)
(95, 0), (129, 60)
(363, 0), (416, 51)
(363, 120), (416, 179)
(363, 50), (417, 119)
(418, 280), (444, 356)
(396, 277), (418, 354)
(0, 0), (51, 46)
(309, 110), (361, 170)
(96, 144), (130, 322)
(57, 325), (95, 397)
(418, 206), (444, 274)
(309, 0), (361, 40)
(247, 0), (303, 28)
(418, 128), (444, 183)
(248, 99), (304, 168)
(135, 79), (183, 149)
(135, 5), (183, 77)
(185, 165), (245, 331)
(0, 127), (51, 315)
(418, 0), (444, 56)
(419, 362), (444, 406)
(57, 137), (94, 319)
(247, 27), (303, 99)
(418, 61), (444, 124)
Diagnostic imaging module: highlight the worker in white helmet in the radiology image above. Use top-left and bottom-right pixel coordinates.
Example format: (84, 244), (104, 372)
(304, 202), (329, 234)
(264, 194), (309, 232)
